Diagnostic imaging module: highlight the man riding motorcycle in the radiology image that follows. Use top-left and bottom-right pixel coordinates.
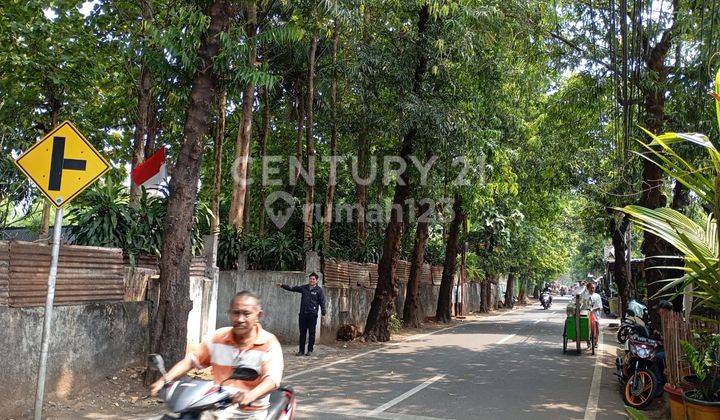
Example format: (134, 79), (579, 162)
(150, 291), (283, 419)
(541, 286), (552, 303)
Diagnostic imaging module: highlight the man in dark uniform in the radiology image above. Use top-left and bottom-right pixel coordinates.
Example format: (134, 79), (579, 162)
(276, 272), (326, 356)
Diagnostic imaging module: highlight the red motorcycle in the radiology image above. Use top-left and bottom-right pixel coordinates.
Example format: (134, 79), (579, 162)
(615, 335), (665, 409)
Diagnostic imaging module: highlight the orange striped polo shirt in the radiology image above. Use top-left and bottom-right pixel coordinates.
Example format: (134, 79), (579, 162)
(188, 324), (283, 410)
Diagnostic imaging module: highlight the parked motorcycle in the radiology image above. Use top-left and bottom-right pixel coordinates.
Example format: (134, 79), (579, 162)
(600, 293), (611, 316)
(540, 292), (552, 309)
(615, 335), (665, 409)
(148, 354), (296, 420)
(617, 300), (651, 344)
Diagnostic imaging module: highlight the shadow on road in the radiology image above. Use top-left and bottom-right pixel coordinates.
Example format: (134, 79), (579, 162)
(294, 308), (625, 420)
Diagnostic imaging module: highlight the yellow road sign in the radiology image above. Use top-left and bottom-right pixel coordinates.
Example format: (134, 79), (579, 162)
(14, 121), (110, 207)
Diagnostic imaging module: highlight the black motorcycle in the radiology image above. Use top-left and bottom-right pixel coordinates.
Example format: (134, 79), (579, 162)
(615, 335), (665, 409)
(540, 292), (552, 309)
(600, 294), (611, 316)
(617, 307), (653, 344)
(149, 354), (296, 420)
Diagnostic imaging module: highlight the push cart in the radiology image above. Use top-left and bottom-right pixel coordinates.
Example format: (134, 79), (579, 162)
(562, 313), (596, 355)
(563, 295), (597, 355)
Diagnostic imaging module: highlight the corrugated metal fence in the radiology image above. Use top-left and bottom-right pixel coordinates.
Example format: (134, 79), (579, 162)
(127, 254), (208, 277)
(0, 242), (8, 305)
(323, 259), (444, 289)
(0, 240), (125, 307)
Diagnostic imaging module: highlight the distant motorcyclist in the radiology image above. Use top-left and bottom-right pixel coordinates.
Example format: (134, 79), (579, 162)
(541, 285), (552, 305)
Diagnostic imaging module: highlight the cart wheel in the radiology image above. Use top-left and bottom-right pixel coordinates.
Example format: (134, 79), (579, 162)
(562, 324), (567, 353)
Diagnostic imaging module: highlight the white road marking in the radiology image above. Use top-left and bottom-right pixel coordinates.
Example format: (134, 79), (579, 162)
(368, 374), (446, 415)
(496, 333), (516, 344)
(584, 325), (605, 420)
(285, 311), (513, 380)
(308, 406), (451, 420)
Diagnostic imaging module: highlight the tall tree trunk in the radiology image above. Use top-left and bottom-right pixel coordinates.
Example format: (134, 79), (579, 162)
(363, 140), (411, 341)
(478, 240), (493, 313)
(363, 5), (429, 342)
(40, 107), (60, 237)
(130, 0), (155, 207)
(130, 65), (153, 206)
(403, 201), (430, 328)
(504, 272), (515, 309)
(483, 274), (493, 312)
(211, 91), (226, 237)
(286, 78), (304, 196)
(258, 86), (269, 238)
(40, 201), (51, 238)
(637, 0), (679, 326)
(667, 182), (689, 310)
(610, 215), (631, 317)
(228, 1), (257, 230)
(436, 193), (464, 323)
(303, 35), (318, 249)
(355, 127), (368, 246)
(322, 24), (340, 255)
(355, 6), (371, 247)
(457, 230), (467, 316)
(518, 276), (527, 304)
(243, 185), (250, 231)
(151, 0), (230, 370)
(145, 94), (158, 158)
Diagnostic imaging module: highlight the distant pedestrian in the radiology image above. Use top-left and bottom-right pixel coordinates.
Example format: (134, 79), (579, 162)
(276, 272), (326, 356)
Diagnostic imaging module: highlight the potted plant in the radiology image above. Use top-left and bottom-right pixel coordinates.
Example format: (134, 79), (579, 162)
(664, 382), (686, 420)
(680, 332), (720, 419)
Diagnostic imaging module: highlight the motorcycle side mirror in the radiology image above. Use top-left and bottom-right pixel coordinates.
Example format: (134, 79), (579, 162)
(230, 366), (261, 381)
(148, 354), (167, 376)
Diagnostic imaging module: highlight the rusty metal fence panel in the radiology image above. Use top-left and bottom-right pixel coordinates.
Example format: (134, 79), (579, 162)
(324, 259), (442, 289)
(190, 256), (208, 277)
(430, 266), (443, 285)
(126, 254), (160, 271)
(124, 254), (206, 277)
(4, 241), (125, 307)
(0, 242), (8, 305)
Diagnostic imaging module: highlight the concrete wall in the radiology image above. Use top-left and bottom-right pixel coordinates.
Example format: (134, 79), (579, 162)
(130, 273), (215, 350)
(217, 270), (308, 344)
(0, 302), (149, 417)
(218, 267), (484, 345)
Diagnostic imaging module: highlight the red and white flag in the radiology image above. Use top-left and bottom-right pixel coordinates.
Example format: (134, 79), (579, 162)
(131, 148), (167, 189)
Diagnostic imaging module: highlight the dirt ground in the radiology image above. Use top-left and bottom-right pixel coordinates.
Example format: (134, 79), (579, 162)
(29, 313), (482, 420)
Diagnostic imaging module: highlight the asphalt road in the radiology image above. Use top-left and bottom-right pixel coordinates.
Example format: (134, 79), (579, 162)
(287, 296), (627, 420)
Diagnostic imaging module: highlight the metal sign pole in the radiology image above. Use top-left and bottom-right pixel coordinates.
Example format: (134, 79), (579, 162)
(34, 207), (63, 420)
